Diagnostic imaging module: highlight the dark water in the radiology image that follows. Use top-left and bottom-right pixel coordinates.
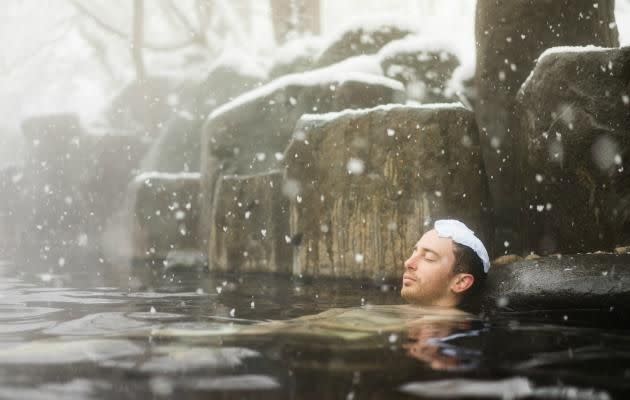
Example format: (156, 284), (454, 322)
(0, 259), (629, 400)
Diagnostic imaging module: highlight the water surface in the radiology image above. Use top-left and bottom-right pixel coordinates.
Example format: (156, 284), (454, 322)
(0, 260), (628, 399)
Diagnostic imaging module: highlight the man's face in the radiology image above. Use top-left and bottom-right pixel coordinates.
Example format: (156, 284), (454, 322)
(401, 229), (457, 306)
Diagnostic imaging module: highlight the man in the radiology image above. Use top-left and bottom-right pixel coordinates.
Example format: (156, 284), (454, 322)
(401, 219), (490, 308)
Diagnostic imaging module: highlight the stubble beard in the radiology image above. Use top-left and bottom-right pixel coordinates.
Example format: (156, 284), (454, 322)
(401, 282), (445, 306)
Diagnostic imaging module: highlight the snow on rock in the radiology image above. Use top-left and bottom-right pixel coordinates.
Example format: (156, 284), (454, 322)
(269, 35), (326, 78)
(378, 35), (464, 103)
(315, 15), (418, 67)
(298, 102), (467, 123)
(208, 66), (402, 121)
(133, 172), (201, 184)
(207, 47), (269, 82)
(319, 14), (420, 55)
(444, 60), (475, 100)
(377, 34), (465, 62)
(520, 45), (616, 94)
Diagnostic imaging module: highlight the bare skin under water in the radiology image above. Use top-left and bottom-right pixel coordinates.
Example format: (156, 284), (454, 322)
(0, 259), (628, 399)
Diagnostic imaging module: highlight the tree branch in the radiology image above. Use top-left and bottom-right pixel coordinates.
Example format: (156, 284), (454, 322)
(68, 0), (201, 52)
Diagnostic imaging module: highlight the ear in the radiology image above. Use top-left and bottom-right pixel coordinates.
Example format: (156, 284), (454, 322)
(450, 273), (474, 294)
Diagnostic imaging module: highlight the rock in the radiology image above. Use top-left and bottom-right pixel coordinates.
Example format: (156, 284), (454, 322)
(316, 21), (414, 67)
(284, 104), (487, 280)
(140, 61), (264, 173)
(615, 245), (630, 255)
(0, 166), (23, 258)
(269, 36), (324, 79)
(492, 254), (522, 266)
(517, 46), (630, 255)
(378, 36), (461, 103)
(106, 77), (178, 137)
(485, 253), (630, 310)
(83, 133), (147, 217)
(127, 172), (202, 262)
(16, 114), (149, 263)
(200, 68), (406, 244)
(474, 0), (619, 255)
(209, 170), (291, 274)
(18, 114), (90, 261)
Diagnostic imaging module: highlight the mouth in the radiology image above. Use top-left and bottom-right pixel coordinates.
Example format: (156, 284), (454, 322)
(402, 274), (416, 285)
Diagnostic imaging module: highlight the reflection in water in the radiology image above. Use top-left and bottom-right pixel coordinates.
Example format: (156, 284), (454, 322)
(404, 320), (482, 371)
(0, 261), (627, 399)
(0, 339), (144, 364)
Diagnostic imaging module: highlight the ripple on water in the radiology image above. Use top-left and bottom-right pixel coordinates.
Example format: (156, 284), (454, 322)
(138, 346), (261, 373)
(0, 379), (112, 400)
(179, 375), (281, 391)
(0, 306), (62, 321)
(124, 291), (211, 299)
(0, 320), (57, 335)
(126, 311), (186, 322)
(43, 312), (154, 336)
(0, 339), (144, 364)
(11, 289), (126, 305)
(142, 321), (242, 338)
(0, 306), (62, 335)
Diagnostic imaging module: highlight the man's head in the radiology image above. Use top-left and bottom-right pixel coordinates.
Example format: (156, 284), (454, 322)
(401, 220), (489, 308)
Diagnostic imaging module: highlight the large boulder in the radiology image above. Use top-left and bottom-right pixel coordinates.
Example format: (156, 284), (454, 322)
(209, 170), (291, 274)
(18, 113), (90, 261)
(200, 68), (406, 246)
(517, 46), (630, 254)
(378, 36), (462, 103)
(0, 166), (22, 258)
(81, 133), (148, 234)
(16, 113), (148, 263)
(140, 60), (265, 173)
(269, 36), (324, 79)
(485, 253), (630, 311)
(474, 0), (619, 255)
(284, 104), (487, 280)
(125, 172), (202, 264)
(316, 21), (415, 67)
(106, 77), (178, 137)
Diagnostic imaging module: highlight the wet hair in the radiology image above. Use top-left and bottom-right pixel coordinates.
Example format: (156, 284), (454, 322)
(452, 242), (487, 303)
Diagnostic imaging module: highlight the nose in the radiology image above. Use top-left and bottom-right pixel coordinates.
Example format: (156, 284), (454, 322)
(404, 254), (416, 270)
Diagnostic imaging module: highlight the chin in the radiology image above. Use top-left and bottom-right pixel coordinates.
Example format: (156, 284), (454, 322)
(401, 287), (419, 304)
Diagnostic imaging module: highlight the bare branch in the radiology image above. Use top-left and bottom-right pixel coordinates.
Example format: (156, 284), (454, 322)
(68, 0), (201, 52)
(1, 16), (75, 75)
(69, 0), (128, 40)
(162, 0), (208, 47)
(162, 0), (196, 33)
